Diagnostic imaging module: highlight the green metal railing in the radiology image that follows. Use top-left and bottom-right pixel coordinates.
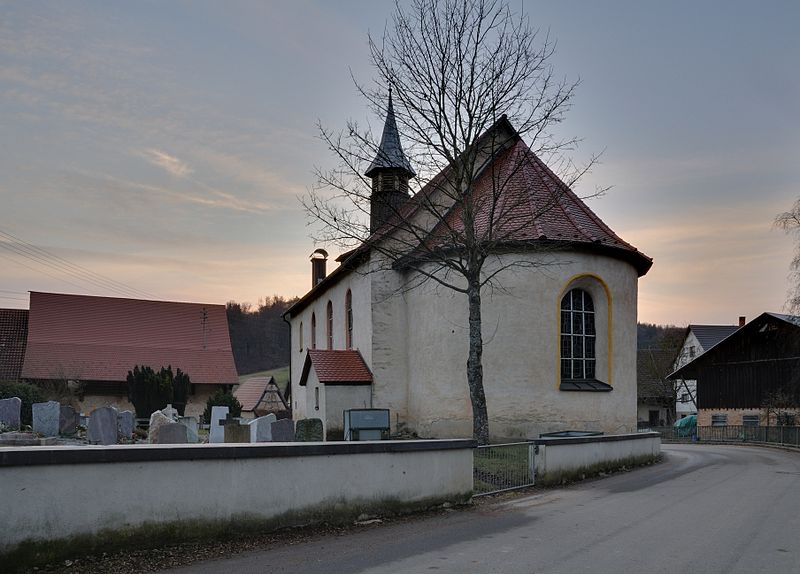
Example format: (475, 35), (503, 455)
(648, 425), (800, 447)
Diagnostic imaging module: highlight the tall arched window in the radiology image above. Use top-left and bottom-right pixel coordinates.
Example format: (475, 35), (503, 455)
(326, 300), (333, 350)
(345, 289), (353, 349)
(561, 288), (596, 380)
(299, 321), (304, 352)
(310, 313), (316, 349)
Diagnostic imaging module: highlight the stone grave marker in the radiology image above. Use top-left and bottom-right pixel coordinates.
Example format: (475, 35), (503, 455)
(270, 418), (295, 442)
(223, 414), (250, 443)
(154, 422), (188, 444)
(295, 418), (324, 442)
(148, 410), (171, 444)
(177, 416), (199, 443)
(88, 406), (119, 445)
(59, 405), (79, 435)
(32, 401), (60, 437)
(162, 404), (179, 420)
(117, 410), (135, 439)
(248, 414), (277, 443)
(0, 397), (22, 430)
(209, 406), (229, 444)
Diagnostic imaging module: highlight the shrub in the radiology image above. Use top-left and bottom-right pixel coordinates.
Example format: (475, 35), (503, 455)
(203, 389), (242, 424)
(0, 382), (45, 427)
(126, 366), (174, 418)
(173, 368), (191, 416)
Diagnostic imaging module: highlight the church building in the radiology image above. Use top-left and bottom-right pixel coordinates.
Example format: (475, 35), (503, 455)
(285, 97), (652, 440)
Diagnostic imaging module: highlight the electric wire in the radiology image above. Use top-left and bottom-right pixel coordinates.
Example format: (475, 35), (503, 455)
(0, 227), (160, 300)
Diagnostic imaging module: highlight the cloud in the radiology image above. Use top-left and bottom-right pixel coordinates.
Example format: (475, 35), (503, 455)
(141, 149), (192, 177)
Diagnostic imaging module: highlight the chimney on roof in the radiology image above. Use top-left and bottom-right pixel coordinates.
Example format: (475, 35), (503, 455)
(738, 316), (746, 327)
(311, 249), (328, 288)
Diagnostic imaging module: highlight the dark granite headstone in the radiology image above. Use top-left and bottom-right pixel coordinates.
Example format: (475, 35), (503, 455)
(223, 414), (250, 443)
(32, 401), (60, 437)
(59, 405), (79, 435)
(88, 406), (119, 445)
(295, 418), (324, 442)
(270, 418), (295, 442)
(0, 397), (22, 430)
(154, 422), (188, 444)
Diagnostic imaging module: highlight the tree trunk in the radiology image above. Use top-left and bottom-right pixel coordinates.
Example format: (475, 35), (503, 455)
(467, 279), (490, 445)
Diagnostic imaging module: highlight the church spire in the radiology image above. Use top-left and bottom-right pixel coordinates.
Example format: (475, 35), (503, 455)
(365, 88), (416, 178)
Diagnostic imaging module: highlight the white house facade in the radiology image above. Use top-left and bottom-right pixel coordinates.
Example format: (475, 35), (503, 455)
(286, 99), (652, 441)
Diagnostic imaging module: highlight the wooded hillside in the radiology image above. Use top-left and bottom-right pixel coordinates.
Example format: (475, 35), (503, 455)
(226, 296), (297, 375)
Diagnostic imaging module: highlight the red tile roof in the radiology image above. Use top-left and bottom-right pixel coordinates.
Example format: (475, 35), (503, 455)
(0, 309), (28, 382)
(300, 350), (373, 385)
(235, 375), (274, 412)
(286, 117), (651, 317)
(21, 292), (238, 385)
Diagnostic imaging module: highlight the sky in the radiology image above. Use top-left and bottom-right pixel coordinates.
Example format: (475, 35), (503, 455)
(0, 0), (798, 325)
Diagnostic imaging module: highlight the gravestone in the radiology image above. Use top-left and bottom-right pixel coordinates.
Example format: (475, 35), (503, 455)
(0, 397), (22, 430)
(154, 422), (188, 444)
(209, 406), (229, 444)
(32, 401), (60, 437)
(148, 410), (172, 444)
(248, 414), (277, 443)
(162, 404), (179, 421)
(177, 416), (199, 443)
(59, 405), (79, 435)
(223, 414), (250, 443)
(117, 410), (135, 439)
(88, 406), (119, 445)
(295, 418), (324, 442)
(270, 418), (295, 442)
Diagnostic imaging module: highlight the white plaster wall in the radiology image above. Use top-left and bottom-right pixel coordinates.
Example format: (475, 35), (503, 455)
(289, 267), (372, 413)
(324, 386), (373, 432)
(0, 443), (473, 551)
(303, 368), (321, 422)
(78, 386), (218, 420)
(674, 331), (700, 416)
(401, 251), (640, 440)
(535, 434), (660, 481)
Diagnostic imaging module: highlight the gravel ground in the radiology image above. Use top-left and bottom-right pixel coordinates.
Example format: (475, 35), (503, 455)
(27, 502), (490, 574)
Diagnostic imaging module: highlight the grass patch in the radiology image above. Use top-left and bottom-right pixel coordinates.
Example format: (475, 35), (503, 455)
(473, 443), (533, 495)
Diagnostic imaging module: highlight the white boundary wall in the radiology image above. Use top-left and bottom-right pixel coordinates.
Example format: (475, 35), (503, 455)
(534, 432), (660, 484)
(0, 440), (473, 553)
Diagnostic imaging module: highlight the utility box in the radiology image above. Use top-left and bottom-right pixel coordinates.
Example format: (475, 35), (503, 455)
(343, 409), (390, 441)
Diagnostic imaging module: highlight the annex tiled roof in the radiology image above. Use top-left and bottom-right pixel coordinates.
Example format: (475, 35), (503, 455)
(21, 292), (238, 385)
(689, 324), (740, 352)
(300, 350), (373, 385)
(0, 309), (28, 382)
(637, 348), (680, 401)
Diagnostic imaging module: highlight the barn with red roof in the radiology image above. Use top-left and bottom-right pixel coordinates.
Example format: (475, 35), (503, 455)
(285, 97), (652, 440)
(21, 292), (238, 417)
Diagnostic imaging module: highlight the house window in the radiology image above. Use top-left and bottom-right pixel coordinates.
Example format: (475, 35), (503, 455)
(742, 415), (759, 427)
(688, 345), (696, 359)
(311, 313), (316, 349)
(299, 321), (304, 352)
(345, 289), (353, 349)
(560, 289), (596, 381)
(711, 414), (727, 427)
(314, 387), (319, 411)
(326, 300), (333, 350)
(680, 393), (690, 403)
(778, 413), (796, 426)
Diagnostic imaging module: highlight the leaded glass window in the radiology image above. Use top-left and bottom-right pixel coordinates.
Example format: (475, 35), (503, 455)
(560, 289), (596, 380)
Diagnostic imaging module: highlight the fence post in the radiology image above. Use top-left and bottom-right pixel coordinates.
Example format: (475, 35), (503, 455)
(528, 443), (536, 486)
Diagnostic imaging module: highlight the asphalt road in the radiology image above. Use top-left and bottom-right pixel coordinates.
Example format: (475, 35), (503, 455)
(165, 444), (800, 574)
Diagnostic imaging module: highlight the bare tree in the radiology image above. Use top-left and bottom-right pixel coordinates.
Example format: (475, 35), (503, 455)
(775, 198), (800, 314)
(304, 0), (600, 444)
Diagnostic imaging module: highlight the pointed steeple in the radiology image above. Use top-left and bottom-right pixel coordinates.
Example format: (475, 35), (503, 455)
(365, 89), (416, 178)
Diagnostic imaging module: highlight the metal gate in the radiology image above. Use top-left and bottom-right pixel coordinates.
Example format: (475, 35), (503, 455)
(473, 441), (535, 496)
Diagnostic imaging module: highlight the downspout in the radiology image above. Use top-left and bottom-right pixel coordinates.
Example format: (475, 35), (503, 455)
(282, 311), (292, 410)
